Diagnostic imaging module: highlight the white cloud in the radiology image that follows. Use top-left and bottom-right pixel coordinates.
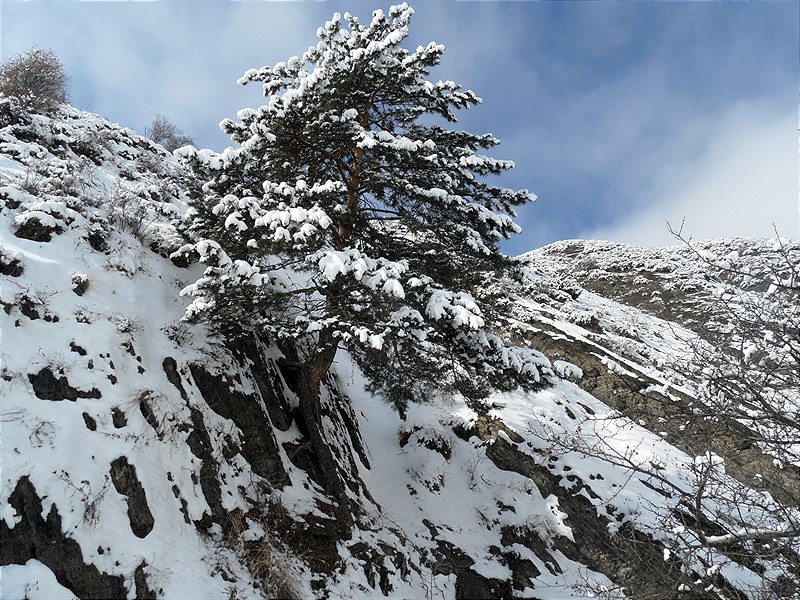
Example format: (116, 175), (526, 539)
(3, 1), (796, 255)
(581, 100), (798, 246)
(1, 2), (326, 147)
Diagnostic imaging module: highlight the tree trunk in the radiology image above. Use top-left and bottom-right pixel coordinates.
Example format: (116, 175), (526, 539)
(282, 333), (354, 527)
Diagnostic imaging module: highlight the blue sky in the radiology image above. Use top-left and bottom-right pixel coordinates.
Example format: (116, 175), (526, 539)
(3, 1), (798, 255)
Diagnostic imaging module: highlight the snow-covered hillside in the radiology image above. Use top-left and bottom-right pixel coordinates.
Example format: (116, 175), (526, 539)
(1, 102), (798, 599)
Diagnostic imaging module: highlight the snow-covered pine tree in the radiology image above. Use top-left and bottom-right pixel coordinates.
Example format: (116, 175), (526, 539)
(176, 3), (550, 418)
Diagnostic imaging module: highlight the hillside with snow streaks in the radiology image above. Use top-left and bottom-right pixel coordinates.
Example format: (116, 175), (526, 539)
(1, 103), (798, 599)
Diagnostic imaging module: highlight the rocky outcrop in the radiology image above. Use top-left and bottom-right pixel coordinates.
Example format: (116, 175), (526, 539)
(28, 367), (101, 401)
(189, 363), (288, 487)
(0, 477), (129, 599)
(484, 435), (690, 597)
(109, 456), (154, 539)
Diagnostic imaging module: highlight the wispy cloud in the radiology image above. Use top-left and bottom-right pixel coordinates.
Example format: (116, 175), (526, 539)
(2, 1), (798, 254)
(582, 101), (798, 246)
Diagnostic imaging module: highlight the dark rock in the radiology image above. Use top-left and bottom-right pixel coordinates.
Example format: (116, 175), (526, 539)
(348, 541), (394, 595)
(231, 336), (292, 431)
(28, 368), (101, 401)
(168, 251), (190, 268)
(0, 255), (23, 277)
(455, 568), (513, 600)
(111, 407), (127, 428)
(422, 519), (476, 578)
(399, 426), (452, 460)
(253, 363), (293, 432)
(138, 393), (161, 437)
(170, 484), (191, 524)
(162, 357), (188, 401)
(86, 229), (108, 252)
(0, 476), (128, 598)
(185, 407), (227, 532)
(134, 561), (157, 600)
(189, 364), (288, 487)
(18, 295), (40, 320)
(109, 456), (154, 538)
(503, 550), (542, 592)
(501, 525), (561, 577)
(82, 412), (97, 431)
(14, 217), (60, 242)
(69, 341), (87, 356)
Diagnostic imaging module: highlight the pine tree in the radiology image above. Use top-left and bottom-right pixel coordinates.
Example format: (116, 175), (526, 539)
(177, 3), (550, 419)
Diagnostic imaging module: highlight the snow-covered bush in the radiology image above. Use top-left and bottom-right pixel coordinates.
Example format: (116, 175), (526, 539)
(70, 272), (90, 296)
(108, 183), (150, 237)
(565, 307), (601, 331)
(0, 48), (68, 114)
(12, 199), (83, 242)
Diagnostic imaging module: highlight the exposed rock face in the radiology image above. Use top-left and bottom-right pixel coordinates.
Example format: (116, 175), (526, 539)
(28, 367), (101, 400)
(109, 457), (155, 539)
(189, 363), (288, 487)
(455, 569), (514, 600)
(0, 477), (129, 599)
(185, 405), (229, 533)
(485, 435), (687, 597)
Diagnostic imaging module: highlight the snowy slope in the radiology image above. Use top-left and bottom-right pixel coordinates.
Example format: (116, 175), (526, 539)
(1, 102), (798, 599)
(0, 102), (271, 599)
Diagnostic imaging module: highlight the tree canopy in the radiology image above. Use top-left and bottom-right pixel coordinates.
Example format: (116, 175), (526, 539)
(177, 3), (550, 414)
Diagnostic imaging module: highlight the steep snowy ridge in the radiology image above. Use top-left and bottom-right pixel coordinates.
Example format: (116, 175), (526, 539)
(1, 104), (798, 599)
(1, 101), (270, 598)
(524, 237), (799, 340)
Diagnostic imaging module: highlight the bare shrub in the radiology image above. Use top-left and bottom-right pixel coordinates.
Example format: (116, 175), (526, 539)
(0, 48), (68, 113)
(226, 505), (305, 599)
(145, 115), (194, 152)
(108, 182), (150, 238)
